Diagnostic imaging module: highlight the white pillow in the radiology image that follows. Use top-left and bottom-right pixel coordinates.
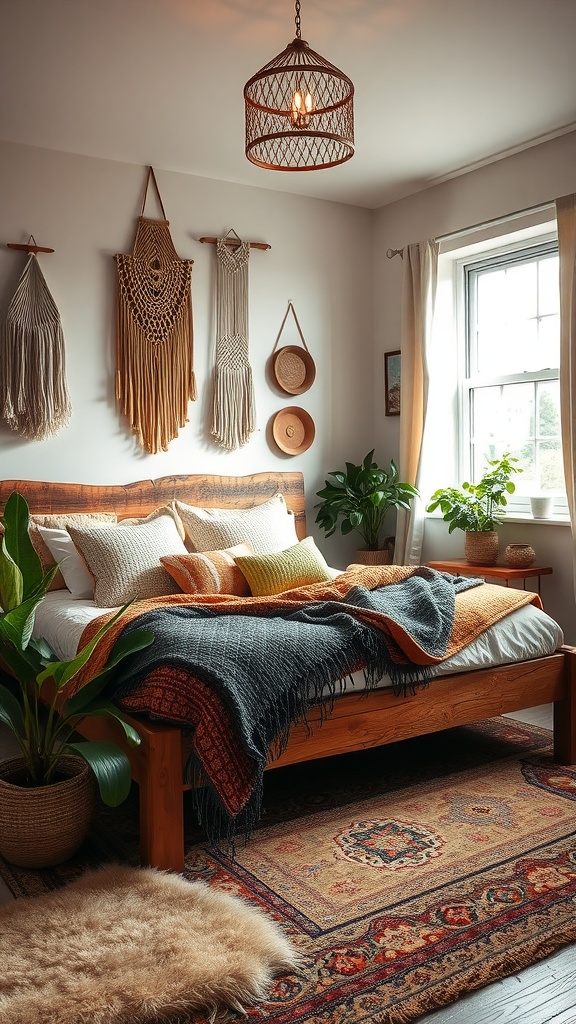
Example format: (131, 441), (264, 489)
(173, 492), (300, 554)
(37, 526), (95, 600)
(67, 511), (188, 607)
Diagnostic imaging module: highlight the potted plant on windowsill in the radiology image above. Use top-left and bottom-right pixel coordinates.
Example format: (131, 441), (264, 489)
(426, 453), (522, 565)
(0, 492), (154, 868)
(315, 451), (419, 565)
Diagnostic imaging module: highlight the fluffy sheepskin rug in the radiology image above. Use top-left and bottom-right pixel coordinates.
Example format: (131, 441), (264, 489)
(0, 863), (301, 1024)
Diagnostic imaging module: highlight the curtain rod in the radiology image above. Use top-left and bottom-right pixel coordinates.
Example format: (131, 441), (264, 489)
(386, 199), (556, 258)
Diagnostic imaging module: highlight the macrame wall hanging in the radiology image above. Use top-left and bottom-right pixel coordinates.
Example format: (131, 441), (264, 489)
(206, 229), (254, 450)
(1, 237), (71, 441)
(115, 167), (196, 454)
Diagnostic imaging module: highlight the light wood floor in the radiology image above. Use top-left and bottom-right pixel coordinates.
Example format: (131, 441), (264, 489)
(1, 707), (575, 1023)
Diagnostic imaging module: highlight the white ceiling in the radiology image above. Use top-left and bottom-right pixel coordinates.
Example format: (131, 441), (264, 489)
(2, 0), (576, 210)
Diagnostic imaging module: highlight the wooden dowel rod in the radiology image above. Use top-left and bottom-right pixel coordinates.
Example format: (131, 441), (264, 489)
(7, 243), (55, 254)
(198, 236), (271, 251)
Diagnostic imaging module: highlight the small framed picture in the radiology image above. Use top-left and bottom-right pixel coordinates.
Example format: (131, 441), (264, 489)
(384, 350), (401, 416)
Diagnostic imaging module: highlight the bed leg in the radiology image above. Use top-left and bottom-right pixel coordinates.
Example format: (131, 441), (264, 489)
(137, 728), (185, 873)
(553, 647), (576, 765)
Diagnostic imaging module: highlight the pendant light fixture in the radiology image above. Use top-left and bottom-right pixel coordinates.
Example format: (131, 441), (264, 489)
(244, 0), (354, 172)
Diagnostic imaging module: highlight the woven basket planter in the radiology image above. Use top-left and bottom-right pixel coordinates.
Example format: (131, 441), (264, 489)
(464, 530), (499, 566)
(353, 549), (392, 566)
(0, 755), (96, 868)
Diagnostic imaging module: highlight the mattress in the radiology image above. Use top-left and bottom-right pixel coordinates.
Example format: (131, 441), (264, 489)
(33, 589), (564, 687)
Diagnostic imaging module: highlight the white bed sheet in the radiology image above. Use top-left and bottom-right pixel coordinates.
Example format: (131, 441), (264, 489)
(33, 590), (564, 688)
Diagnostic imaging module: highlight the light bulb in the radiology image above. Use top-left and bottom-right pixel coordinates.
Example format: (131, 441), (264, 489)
(290, 89), (315, 128)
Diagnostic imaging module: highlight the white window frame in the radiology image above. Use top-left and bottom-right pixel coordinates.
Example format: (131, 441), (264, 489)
(450, 228), (566, 519)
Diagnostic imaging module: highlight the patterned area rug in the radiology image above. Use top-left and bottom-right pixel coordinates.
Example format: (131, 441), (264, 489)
(2, 717), (576, 1023)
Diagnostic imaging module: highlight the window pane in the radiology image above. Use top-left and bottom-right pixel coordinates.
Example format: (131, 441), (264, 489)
(507, 318), (539, 372)
(539, 256), (559, 315)
(537, 380), (560, 438)
(506, 262), (537, 320)
(471, 383), (534, 467)
(464, 240), (564, 504)
(539, 439), (564, 491)
(538, 313), (560, 368)
(477, 269), (506, 324)
(476, 325), (511, 373)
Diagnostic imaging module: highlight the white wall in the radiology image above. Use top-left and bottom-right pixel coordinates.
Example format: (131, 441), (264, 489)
(0, 141), (373, 566)
(373, 131), (576, 641)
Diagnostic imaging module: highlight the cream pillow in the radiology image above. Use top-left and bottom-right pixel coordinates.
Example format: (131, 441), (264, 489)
(67, 512), (188, 607)
(234, 536), (333, 597)
(174, 493), (299, 555)
(36, 526), (95, 599)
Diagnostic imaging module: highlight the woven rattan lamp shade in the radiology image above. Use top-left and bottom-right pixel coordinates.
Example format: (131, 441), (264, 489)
(244, 4), (354, 172)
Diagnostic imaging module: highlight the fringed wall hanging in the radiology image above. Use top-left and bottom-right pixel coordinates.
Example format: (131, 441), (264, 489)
(115, 167), (196, 454)
(199, 230), (270, 451)
(1, 237), (71, 441)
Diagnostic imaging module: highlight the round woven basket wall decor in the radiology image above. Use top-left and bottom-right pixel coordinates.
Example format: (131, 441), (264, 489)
(272, 406), (315, 455)
(273, 345), (316, 395)
(271, 301), (316, 396)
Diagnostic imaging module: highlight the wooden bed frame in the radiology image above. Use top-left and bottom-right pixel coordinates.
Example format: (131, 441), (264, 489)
(1, 472), (575, 873)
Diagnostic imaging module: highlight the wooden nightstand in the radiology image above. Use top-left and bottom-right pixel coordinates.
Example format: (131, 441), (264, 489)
(427, 559), (553, 599)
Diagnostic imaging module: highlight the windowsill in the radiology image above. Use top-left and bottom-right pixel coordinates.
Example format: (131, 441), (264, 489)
(425, 513), (570, 528)
(500, 514), (570, 527)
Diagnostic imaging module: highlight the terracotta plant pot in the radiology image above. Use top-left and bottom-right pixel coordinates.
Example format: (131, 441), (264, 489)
(464, 530), (499, 566)
(0, 755), (96, 868)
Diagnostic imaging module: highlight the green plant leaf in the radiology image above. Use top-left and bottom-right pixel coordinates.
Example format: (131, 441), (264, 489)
(63, 629), (153, 715)
(2, 493), (43, 598)
(73, 702), (141, 746)
(315, 453), (418, 547)
(0, 681), (25, 735)
(66, 740), (133, 806)
(0, 540), (23, 613)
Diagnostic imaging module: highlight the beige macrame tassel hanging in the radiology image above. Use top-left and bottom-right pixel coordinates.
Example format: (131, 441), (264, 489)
(1, 252), (71, 441)
(211, 232), (256, 450)
(115, 168), (196, 454)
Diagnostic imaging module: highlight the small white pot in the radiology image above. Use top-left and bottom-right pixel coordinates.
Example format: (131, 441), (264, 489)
(530, 496), (554, 519)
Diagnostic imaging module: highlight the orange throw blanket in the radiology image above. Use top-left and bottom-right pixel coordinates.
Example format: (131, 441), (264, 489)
(73, 564), (541, 690)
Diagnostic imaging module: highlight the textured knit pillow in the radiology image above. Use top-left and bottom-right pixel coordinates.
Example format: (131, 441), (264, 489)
(160, 543), (254, 596)
(234, 536), (333, 597)
(119, 506), (186, 541)
(174, 493), (299, 555)
(67, 511), (187, 607)
(30, 513), (117, 592)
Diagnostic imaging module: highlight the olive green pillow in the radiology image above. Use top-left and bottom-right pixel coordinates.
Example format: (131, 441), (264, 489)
(234, 537), (332, 597)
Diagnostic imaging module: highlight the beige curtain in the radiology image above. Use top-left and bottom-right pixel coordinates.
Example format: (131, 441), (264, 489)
(393, 239), (439, 565)
(556, 194), (576, 595)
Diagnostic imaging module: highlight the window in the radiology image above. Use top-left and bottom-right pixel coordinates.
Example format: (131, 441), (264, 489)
(459, 237), (564, 514)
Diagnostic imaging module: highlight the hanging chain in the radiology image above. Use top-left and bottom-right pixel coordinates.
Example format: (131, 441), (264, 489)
(294, 0), (301, 39)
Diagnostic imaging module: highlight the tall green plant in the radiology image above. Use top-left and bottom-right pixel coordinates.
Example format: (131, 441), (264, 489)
(0, 492), (154, 806)
(315, 451), (419, 550)
(426, 453), (522, 533)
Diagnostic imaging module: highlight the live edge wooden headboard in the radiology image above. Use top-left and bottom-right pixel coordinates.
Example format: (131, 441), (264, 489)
(0, 471), (307, 539)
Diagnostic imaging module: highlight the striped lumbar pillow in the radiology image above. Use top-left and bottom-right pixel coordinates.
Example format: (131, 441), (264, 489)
(161, 543), (254, 596)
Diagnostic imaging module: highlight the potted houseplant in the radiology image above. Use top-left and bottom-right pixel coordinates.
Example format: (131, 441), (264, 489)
(426, 453), (522, 565)
(315, 450), (419, 564)
(0, 492), (154, 867)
